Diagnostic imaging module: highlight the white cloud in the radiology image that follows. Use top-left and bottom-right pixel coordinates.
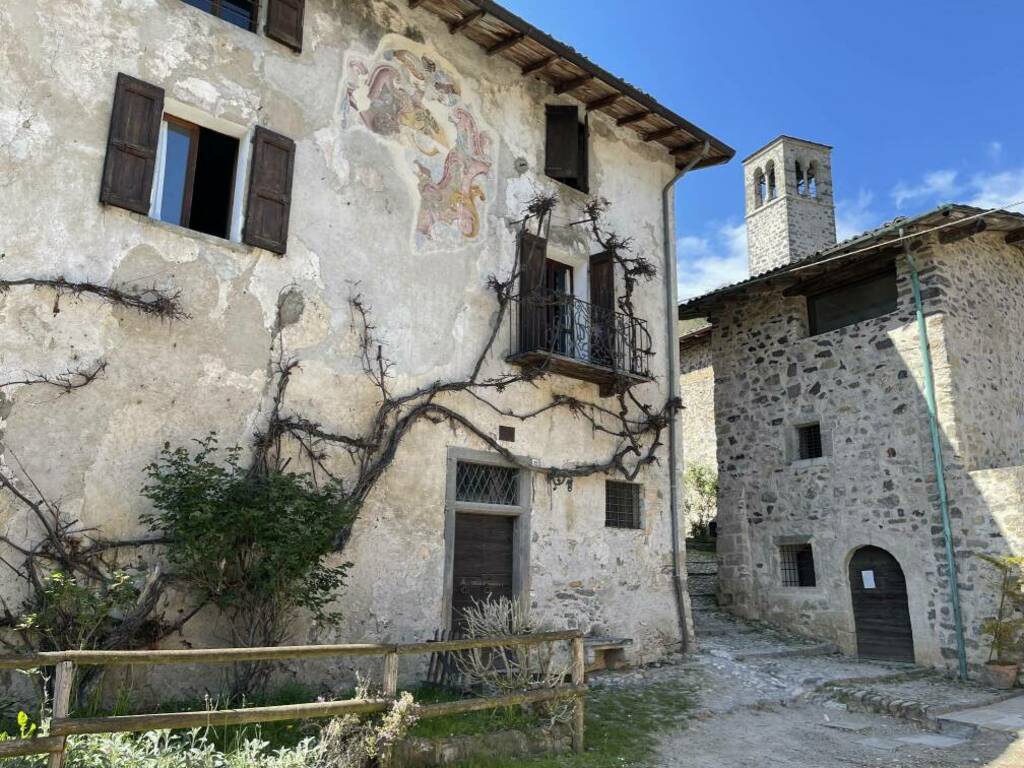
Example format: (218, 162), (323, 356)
(836, 188), (878, 241)
(964, 167), (1024, 210)
(987, 141), (1003, 161)
(677, 221), (747, 300)
(891, 170), (958, 208)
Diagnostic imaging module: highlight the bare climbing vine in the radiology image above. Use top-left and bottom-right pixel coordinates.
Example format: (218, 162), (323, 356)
(253, 192), (677, 531)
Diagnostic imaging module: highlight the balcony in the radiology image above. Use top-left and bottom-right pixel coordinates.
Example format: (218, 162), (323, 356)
(506, 291), (654, 392)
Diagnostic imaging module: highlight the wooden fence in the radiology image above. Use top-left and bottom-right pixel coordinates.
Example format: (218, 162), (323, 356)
(0, 631), (586, 767)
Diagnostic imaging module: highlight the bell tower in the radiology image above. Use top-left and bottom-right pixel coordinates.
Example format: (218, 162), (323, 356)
(743, 136), (836, 275)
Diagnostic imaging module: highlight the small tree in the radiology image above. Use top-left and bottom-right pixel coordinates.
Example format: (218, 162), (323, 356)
(979, 554), (1024, 665)
(683, 463), (718, 540)
(142, 434), (357, 695)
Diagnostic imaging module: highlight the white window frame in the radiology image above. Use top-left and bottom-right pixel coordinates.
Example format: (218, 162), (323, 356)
(148, 97), (253, 244)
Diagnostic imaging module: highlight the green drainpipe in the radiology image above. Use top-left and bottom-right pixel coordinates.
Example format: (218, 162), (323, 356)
(902, 232), (968, 680)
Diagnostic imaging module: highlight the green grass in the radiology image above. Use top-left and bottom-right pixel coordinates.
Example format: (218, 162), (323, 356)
(448, 680), (695, 768)
(405, 684), (543, 739)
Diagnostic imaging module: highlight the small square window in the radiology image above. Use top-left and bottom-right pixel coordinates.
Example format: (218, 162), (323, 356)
(780, 543), (816, 587)
(605, 481), (641, 529)
(182, 0), (260, 32)
(797, 423), (823, 461)
(156, 116), (239, 240)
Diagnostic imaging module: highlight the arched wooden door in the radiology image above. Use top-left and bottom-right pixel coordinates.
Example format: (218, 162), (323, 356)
(848, 546), (915, 662)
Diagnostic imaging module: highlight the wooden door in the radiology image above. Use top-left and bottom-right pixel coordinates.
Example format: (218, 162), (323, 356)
(518, 233), (547, 354)
(849, 546), (915, 662)
(451, 514), (515, 629)
(589, 251), (615, 366)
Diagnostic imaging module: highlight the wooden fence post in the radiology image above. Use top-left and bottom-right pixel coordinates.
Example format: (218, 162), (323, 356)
(571, 636), (585, 754)
(382, 651), (399, 698)
(48, 661), (74, 768)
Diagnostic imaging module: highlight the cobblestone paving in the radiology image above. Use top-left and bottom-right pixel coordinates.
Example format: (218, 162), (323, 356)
(590, 606), (1023, 767)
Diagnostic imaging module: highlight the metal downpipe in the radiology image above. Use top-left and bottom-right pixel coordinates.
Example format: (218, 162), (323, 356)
(902, 232), (968, 679)
(662, 142), (709, 652)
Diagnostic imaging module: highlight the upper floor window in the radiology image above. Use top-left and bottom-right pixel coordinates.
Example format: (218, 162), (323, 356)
(183, 0), (259, 32)
(545, 105), (589, 193)
(807, 266), (898, 335)
(180, 0), (306, 52)
(100, 73), (296, 254)
(795, 160), (806, 196)
(754, 168), (766, 207)
(807, 162), (818, 198)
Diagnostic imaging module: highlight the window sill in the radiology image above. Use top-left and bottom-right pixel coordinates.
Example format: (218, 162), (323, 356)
(773, 586), (823, 595)
(789, 457), (831, 470)
(604, 526), (643, 533)
(124, 210), (263, 256)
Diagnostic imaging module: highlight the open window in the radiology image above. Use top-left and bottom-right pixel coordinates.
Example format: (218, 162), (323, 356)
(180, 0), (305, 51)
(101, 73), (295, 254)
(545, 105), (589, 193)
(156, 116), (239, 239)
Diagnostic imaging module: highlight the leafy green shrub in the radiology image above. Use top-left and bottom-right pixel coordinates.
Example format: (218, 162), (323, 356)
(683, 463), (718, 540)
(979, 554), (1024, 664)
(141, 434), (357, 694)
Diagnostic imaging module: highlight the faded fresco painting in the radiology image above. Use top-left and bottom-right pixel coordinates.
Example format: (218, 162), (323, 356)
(344, 38), (494, 250)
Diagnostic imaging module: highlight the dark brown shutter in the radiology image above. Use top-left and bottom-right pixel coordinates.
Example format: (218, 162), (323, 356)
(589, 251), (615, 313)
(243, 126), (295, 255)
(545, 105), (580, 181)
(100, 73), (164, 214)
(518, 232), (548, 353)
(265, 0), (305, 52)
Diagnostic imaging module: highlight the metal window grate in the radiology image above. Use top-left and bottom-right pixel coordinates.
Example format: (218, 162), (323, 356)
(455, 461), (519, 506)
(182, 0), (260, 32)
(797, 423), (823, 460)
(605, 481), (641, 529)
(780, 544), (817, 587)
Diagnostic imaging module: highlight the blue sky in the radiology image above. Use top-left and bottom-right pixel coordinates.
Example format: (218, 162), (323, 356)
(501, 0), (1024, 298)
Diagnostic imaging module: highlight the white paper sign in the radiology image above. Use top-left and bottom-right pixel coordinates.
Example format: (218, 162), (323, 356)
(861, 570), (876, 589)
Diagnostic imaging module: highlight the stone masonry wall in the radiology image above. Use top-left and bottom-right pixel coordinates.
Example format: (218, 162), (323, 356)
(710, 239), (1021, 672)
(0, 0), (686, 698)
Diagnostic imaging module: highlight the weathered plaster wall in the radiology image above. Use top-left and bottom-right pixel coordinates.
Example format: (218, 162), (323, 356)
(709, 240), (1023, 672)
(0, 0), (686, 692)
(679, 330), (717, 531)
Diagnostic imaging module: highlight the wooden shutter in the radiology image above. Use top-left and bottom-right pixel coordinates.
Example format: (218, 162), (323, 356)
(577, 114), (590, 193)
(100, 73), (164, 214)
(265, 0), (305, 52)
(589, 251), (615, 313)
(545, 105), (580, 181)
(518, 232), (548, 353)
(243, 126), (295, 255)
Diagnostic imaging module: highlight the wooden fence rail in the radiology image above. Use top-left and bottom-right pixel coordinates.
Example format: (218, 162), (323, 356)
(0, 631), (586, 767)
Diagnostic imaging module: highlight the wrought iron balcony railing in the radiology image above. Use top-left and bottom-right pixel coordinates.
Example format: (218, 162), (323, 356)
(507, 291), (653, 385)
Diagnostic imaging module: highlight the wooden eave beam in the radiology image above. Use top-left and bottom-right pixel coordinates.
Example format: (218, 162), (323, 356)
(554, 73), (594, 95)
(616, 110), (650, 127)
(585, 93), (621, 112)
(643, 126), (678, 143)
(937, 218), (987, 244)
(487, 32), (526, 55)
(449, 9), (485, 34)
(408, 0), (426, 9)
(522, 54), (558, 75)
(1004, 227), (1024, 245)
(671, 141), (701, 156)
(781, 253), (900, 297)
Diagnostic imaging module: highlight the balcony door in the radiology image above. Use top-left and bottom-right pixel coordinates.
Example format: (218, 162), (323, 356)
(589, 251), (615, 367)
(518, 233), (574, 357)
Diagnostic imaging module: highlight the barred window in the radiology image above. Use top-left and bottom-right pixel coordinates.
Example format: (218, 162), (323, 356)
(605, 481), (641, 529)
(455, 461), (519, 506)
(797, 423), (823, 461)
(780, 544), (816, 587)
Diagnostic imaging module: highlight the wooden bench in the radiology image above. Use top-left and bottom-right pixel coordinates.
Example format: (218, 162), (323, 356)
(584, 636), (633, 672)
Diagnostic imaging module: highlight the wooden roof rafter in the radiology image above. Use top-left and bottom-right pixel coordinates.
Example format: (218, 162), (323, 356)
(405, 0), (734, 170)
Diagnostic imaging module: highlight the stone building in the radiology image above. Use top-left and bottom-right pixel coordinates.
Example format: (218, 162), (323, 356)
(0, 0), (735, 692)
(679, 135), (1024, 673)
